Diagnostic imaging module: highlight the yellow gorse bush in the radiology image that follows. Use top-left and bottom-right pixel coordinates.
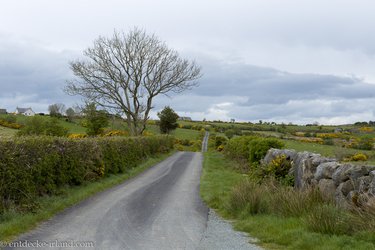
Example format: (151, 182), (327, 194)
(68, 133), (87, 139)
(104, 130), (129, 137)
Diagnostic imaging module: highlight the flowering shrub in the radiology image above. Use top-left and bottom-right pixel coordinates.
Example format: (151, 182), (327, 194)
(359, 127), (374, 133)
(103, 130), (128, 137)
(217, 145), (225, 151)
(68, 133), (87, 139)
(344, 153), (368, 162)
(316, 133), (339, 139)
(351, 153), (368, 161)
(142, 131), (154, 136)
(0, 119), (23, 129)
(296, 137), (324, 144)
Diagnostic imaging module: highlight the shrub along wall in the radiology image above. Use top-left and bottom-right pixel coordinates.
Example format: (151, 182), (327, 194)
(225, 135), (284, 167)
(0, 135), (174, 212)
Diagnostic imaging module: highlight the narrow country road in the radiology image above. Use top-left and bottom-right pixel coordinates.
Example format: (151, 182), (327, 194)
(8, 132), (261, 250)
(9, 152), (207, 250)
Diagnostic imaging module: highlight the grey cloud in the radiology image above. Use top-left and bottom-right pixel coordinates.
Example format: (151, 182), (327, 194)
(190, 58), (375, 106)
(0, 37), (79, 112)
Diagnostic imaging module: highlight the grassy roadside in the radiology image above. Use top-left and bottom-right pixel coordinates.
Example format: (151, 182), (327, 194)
(0, 151), (175, 242)
(200, 151), (375, 250)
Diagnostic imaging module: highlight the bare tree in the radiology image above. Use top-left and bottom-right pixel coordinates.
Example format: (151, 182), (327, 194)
(65, 28), (201, 136)
(48, 103), (66, 118)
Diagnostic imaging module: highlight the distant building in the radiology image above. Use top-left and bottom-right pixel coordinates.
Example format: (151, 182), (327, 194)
(178, 116), (192, 121)
(15, 107), (35, 116)
(0, 109), (7, 114)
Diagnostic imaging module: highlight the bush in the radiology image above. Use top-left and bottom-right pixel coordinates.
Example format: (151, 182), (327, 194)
(355, 137), (374, 150)
(0, 119), (22, 129)
(103, 130), (129, 137)
(215, 135), (228, 148)
(248, 138), (284, 166)
(262, 155), (293, 185)
(0, 135), (174, 212)
(68, 133), (87, 139)
(348, 153), (368, 162)
(225, 136), (257, 161)
(18, 117), (67, 137)
(3, 115), (17, 124)
(17, 116), (46, 135)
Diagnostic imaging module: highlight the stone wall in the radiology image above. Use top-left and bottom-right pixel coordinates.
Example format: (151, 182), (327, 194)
(263, 149), (375, 208)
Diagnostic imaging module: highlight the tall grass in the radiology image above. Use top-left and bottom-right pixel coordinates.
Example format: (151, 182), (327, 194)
(202, 151), (375, 249)
(305, 204), (352, 235)
(227, 177), (375, 236)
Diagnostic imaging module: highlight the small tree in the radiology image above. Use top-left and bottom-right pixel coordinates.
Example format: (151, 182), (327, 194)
(66, 107), (76, 122)
(48, 103), (66, 118)
(84, 103), (109, 136)
(157, 106), (179, 134)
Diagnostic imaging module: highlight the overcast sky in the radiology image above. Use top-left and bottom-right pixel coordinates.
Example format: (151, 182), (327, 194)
(1, 0), (375, 124)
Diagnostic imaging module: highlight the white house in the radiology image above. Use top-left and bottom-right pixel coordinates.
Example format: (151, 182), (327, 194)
(15, 107), (35, 116)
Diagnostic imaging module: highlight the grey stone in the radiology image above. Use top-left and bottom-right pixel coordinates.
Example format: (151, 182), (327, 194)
(335, 185), (350, 209)
(314, 162), (340, 181)
(358, 176), (372, 193)
(369, 171), (375, 195)
(318, 179), (336, 200)
(338, 180), (354, 196)
(348, 166), (369, 189)
(332, 164), (352, 186)
(294, 152), (323, 188)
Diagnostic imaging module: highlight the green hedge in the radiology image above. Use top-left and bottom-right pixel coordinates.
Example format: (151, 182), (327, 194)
(0, 135), (174, 212)
(225, 135), (284, 166)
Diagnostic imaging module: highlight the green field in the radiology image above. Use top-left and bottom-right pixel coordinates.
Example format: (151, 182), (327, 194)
(283, 139), (375, 164)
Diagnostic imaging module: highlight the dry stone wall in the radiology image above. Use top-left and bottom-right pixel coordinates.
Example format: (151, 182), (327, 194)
(263, 149), (375, 208)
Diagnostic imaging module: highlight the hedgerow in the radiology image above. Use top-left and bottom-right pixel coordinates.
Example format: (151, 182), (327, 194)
(0, 135), (173, 212)
(225, 135), (284, 167)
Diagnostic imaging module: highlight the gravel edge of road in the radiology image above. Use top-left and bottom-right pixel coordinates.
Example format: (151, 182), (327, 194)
(198, 209), (263, 250)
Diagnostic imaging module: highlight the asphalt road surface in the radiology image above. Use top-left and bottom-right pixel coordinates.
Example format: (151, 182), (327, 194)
(8, 152), (209, 250)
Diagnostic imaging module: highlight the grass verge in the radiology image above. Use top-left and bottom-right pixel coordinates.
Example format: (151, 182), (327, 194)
(0, 151), (175, 242)
(200, 151), (375, 250)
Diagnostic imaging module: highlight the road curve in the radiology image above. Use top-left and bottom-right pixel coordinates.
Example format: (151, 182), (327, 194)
(9, 152), (208, 250)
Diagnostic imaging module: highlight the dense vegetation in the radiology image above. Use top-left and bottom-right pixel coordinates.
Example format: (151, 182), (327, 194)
(0, 135), (173, 213)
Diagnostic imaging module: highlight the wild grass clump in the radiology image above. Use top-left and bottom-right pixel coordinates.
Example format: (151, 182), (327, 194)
(268, 184), (328, 217)
(228, 179), (268, 216)
(228, 178), (328, 217)
(305, 204), (352, 235)
(228, 176), (375, 237)
(350, 196), (375, 232)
